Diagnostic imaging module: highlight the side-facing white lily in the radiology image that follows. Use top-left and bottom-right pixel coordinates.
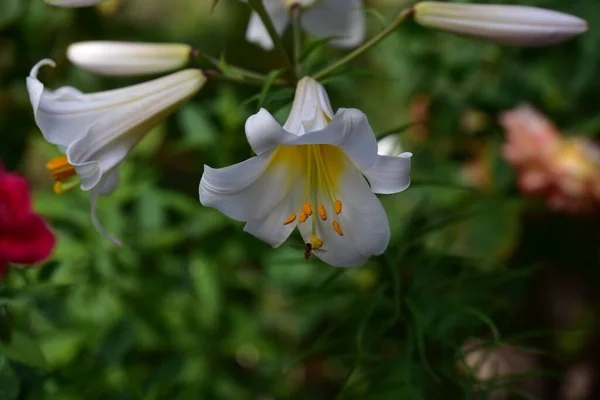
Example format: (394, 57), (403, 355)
(200, 77), (412, 267)
(27, 59), (206, 245)
(243, 0), (365, 50)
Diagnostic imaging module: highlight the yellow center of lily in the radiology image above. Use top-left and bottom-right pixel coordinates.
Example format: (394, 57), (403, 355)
(45, 156), (79, 194)
(274, 143), (346, 250)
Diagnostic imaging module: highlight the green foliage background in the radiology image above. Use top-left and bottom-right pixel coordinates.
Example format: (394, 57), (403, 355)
(1, 0), (600, 398)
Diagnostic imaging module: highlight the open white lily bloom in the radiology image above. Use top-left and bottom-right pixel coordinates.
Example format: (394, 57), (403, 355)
(200, 77), (411, 267)
(243, 0), (365, 50)
(44, 0), (108, 7)
(67, 41), (193, 76)
(27, 59), (206, 245)
(414, 2), (588, 46)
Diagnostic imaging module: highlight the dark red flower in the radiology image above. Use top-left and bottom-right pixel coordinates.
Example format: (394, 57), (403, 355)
(0, 162), (55, 278)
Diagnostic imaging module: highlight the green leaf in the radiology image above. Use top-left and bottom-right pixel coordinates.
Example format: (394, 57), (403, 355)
(177, 103), (217, 148)
(0, 359), (19, 400)
(219, 54), (244, 80)
(189, 258), (222, 329)
(0, 332), (47, 369)
(300, 36), (337, 61)
(257, 69), (285, 111)
(210, 0), (220, 12)
(0, 0), (21, 30)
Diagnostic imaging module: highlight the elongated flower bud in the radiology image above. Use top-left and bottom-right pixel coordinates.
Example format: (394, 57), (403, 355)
(44, 0), (108, 7)
(67, 41), (194, 76)
(414, 2), (588, 46)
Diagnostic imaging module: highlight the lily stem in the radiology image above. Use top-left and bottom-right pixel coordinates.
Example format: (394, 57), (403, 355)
(311, 7), (415, 81)
(247, 0), (297, 82)
(291, 3), (302, 78)
(200, 53), (288, 85)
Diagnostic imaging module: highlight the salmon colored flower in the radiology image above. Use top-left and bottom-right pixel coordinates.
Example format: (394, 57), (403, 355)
(500, 105), (600, 213)
(0, 162), (55, 278)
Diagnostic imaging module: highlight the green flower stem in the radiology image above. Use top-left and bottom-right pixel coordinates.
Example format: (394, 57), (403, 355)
(311, 7), (415, 81)
(291, 3), (303, 77)
(247, 0), (297, 82)
(200, 53), (288, 85)
(202, 70), (285, 86)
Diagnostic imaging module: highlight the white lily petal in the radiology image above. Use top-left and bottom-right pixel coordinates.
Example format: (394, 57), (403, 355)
(297, 159), (390, 267)
(246, 109), (295, 155)
(65, 74), (201, 190)
(245, 0), (289, 50)
(28, 60), (205, 148)
(67, 41), (192, 76)
(414, 2), (588, 46)
(200, 150), (298, 223)
(98, 169), (120, 195)
(243, 180), (304, 247)
(302, 0), (366, 48)
(283, 77), (335, 134)
(44, 0), (107, 7)
(364, 153), (412, 194)
(285, 108), (378, 171)
(90, 186), (122, 247)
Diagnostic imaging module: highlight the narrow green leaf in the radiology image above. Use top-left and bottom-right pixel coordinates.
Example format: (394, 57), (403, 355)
(257, 69), (285, 111)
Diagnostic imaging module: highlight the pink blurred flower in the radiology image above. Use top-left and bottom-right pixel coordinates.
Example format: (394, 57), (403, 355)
(499, 105), (600, 213)
(0, 161), (56, 279)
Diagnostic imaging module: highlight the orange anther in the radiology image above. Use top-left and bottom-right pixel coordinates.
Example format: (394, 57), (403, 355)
(317, 204), (327, 221)
(334, 200), (342, 214)
(332, 221), (344, 236)
(302, 201), (313, 216)
(283, 213), (297, 225)
(45, 156), (70, 170)
(299, 211), (308, 223)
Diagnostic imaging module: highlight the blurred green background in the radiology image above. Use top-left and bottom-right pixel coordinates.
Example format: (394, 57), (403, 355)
(2, 0), (600, 398)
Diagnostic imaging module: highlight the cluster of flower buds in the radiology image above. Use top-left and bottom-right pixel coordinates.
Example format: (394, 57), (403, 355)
(500, 105), (600, 214)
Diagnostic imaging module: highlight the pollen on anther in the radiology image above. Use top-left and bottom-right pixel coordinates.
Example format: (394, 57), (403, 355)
(334, 200), (342, 214)
(310, 235), (324, 250)
(332, 221), (344, 236)
(317, 204), (327, 221)
(303, 201), (313, 216)
(299, 211), (308, 223)
(283, 213), (296, 225)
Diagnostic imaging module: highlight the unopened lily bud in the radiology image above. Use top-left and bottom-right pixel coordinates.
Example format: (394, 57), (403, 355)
(414, 2), (588, 46)
(67, 41), (194, 76)
(44, 0), (108, 7)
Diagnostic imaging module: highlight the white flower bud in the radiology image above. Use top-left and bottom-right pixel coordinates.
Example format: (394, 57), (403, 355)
(44, 0), (108, 7)
(67, 41), (194, 76)
(414, 2), (588, 46)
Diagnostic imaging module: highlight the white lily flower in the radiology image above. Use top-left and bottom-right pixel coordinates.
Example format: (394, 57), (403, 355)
(377, 134), (403, 157)
(27, 59), (206, 245)
(200, 77), (412, 267)
(44, 0), (108, 7)
(67, 41), (193, 76)
(414, 2), (588, 46)
(242, 0), (365, 50)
